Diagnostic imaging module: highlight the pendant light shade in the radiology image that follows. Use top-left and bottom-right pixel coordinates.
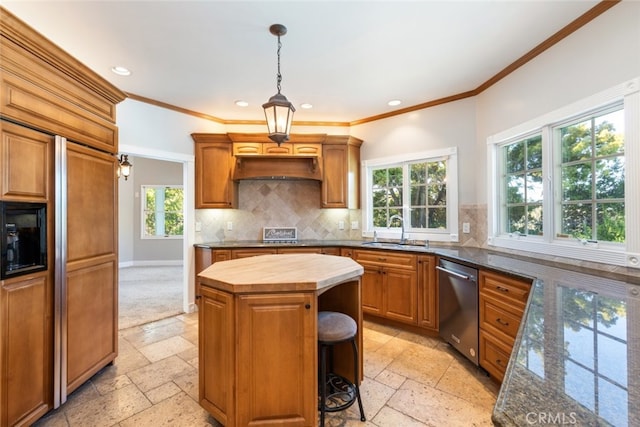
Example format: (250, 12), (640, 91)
(263, 24), (295, 145)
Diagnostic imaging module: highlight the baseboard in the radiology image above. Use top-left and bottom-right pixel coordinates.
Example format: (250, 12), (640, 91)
(119, 260), (183, 268)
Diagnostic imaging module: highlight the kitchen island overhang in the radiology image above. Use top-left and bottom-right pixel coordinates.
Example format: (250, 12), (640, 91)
(197, 253), (364, 427)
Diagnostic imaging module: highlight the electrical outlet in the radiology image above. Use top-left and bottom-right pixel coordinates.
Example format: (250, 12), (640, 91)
(227, 221), (233, 231)
(462, 222), (470, 233)
(195, 221), (202, 232)
(338, 221), (345, 230)
(351, 221), (359, 230)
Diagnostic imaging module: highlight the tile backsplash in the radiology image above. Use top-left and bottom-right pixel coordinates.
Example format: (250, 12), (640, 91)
(194, 180), (362, 243)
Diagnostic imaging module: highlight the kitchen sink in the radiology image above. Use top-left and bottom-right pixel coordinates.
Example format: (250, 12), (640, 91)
(360, 241), (426, 250)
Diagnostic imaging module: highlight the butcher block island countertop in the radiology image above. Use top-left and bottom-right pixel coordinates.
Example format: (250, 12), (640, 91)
(197, 254), (364, 427)
(198, 253), (364, 294)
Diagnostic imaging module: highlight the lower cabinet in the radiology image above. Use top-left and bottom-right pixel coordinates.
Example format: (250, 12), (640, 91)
(0, 273), (53, 426)
(417, 255), (438, 330)
(355, 250), (418, 325)
(199, 286), (316, 426)
(478, 270), (532, 381)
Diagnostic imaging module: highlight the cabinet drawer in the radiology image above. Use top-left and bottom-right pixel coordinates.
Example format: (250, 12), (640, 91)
(479, 294), (523, 342)
(479, 330), (512, 382)
(233, 143), (262, 155)
(479, 270), (531, 309)
(354, 250), (416, 270)
(264, 143), (293, 155)
(293, 143), (322, 156)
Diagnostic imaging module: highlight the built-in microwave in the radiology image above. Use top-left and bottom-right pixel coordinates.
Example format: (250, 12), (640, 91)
(1, 201), (47, 279)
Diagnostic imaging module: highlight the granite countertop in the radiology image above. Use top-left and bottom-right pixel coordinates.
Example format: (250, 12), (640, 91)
(196, 239), (640, 425)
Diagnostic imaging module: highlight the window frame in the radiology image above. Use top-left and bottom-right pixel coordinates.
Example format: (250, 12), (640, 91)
(487, 78), (639, 268)
(140, 184), (184, 240)
(362, 147), (459, 243)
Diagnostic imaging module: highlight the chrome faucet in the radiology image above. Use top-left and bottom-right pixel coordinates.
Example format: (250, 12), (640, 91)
(387, 214), (406, 244)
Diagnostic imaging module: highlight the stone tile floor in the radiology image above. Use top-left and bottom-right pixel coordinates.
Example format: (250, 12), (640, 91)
(34, 313), (499, 426)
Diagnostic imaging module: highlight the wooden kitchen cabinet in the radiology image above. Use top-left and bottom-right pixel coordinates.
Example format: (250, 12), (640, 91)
(194, 247), (231, 301)
(192, 134), (237, 209)
(321, 136), (363, 209)
(417, 255), (438, 330)
(231, 248), (278, 259)
(0, 121), (52, 202)
(0, 273), (52, 426)
(354, 249), (417, 325)
(478, 270), (531, 382)
(276, 246), (340, 255)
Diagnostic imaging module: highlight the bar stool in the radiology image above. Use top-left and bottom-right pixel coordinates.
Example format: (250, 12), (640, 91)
(317, 311), (366, 426)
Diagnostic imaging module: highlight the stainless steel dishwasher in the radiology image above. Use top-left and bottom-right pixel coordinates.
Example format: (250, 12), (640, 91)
(437, 258), (479, 365)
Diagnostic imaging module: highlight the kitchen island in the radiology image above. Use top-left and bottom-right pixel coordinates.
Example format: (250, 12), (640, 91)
(197, 253), (364, 427)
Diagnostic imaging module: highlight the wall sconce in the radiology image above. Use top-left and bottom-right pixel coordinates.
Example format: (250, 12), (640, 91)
(262, 24), (295, 145)
(117, 154), (132, 180)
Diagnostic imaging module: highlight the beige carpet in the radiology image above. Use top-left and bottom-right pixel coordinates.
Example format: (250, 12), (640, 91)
(118, 266), (184, 330)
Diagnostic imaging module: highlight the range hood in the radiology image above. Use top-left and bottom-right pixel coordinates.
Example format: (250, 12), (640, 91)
(233, 155), (322, 181)
(229, 133), (325, 181)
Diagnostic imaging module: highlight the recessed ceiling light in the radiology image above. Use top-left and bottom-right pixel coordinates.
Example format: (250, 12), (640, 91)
(388, 99), (402, 106)
(300, 103), (313, 109)
(111, 66), (131, 76)
(235, 100), (249, 107)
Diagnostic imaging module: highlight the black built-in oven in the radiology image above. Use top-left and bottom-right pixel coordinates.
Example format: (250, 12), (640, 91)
(1, 201), (47, 279)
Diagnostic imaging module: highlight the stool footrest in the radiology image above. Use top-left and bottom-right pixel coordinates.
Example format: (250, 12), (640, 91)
(318, 373), (357, 413)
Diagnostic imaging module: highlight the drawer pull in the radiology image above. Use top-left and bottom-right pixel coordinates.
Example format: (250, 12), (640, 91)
(377, 257), (387, 261)
(496, 318), (509, 326)
(496, 359), (504, 367)
(496, 286), (510, 293)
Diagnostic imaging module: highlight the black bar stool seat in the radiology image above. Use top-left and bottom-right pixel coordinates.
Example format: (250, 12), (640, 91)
(317, 311), (365, 426)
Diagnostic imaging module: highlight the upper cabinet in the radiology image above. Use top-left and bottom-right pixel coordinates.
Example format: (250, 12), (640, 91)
(192, 133), (363, 209)
(192, 133), (238, 209)
(321, 135), (362, 209)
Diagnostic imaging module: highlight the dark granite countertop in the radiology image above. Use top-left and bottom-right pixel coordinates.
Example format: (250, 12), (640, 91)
(196, 239), (640, 425)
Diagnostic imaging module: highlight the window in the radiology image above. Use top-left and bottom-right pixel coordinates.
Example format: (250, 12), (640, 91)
(364, 147), (458, 242)
(555, 107), (625, 243)
(141, 185), (184, 239)
(488, 78), (639, 267)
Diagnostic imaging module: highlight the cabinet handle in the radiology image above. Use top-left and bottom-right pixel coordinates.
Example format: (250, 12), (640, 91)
(377, 257), (386, 261)
(496, 359), (504, 367)
(496, 317), (509, 326)
(496, 286), (510, 293)
(305, 304), (311, 309)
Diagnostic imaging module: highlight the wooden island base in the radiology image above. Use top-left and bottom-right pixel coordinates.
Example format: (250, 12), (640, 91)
(197, 254), (364, 427)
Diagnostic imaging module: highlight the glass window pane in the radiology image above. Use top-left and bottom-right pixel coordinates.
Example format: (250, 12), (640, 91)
(144, 212), (156, 236)
(526, 171), (543, 203)
(411, 186), (426, 206)
(561, 203), (592, 239)
(388, 167), (402, 186)
(372, 169), (388, 187)
(372, 189), (388, 208)
(410, 208), (427, 228)
(506, 174), (525, 204)
(428, 184), (446, 206)
(527, 136), (542, 169)
(595, 109), (624, 157)
(595, 158), (625, 199)
(388, 187), (403, 207)
(505, 142), (525, 173)
(428, 161), (446, 182)
(373, 209), (387, 228)
(562, 163), (592, 201)
(561, 119), (592, 163)
(507, 206), (525, 234)
(428, 207), (447, 229)
(596, 202), (625, 243)
(410, 163), (427, 184)
(527, 204), (543, 235)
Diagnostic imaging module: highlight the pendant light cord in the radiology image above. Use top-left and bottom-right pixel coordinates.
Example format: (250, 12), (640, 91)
(276, 34), (282, 94)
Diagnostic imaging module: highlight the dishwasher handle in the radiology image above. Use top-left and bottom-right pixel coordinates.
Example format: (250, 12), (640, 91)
(436, 265), (473, 281)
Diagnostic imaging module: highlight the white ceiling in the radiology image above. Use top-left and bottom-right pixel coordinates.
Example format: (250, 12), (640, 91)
(2, 1), (604, 124)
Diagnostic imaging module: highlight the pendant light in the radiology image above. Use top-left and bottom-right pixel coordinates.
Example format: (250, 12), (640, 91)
(262, 24), (295, 145)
